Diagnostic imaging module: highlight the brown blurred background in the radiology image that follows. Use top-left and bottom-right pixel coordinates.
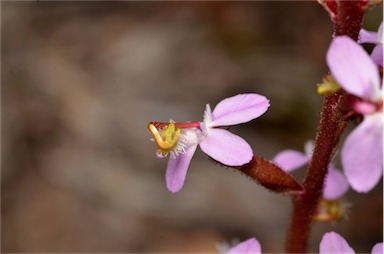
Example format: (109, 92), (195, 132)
(1, 2), (382, 253)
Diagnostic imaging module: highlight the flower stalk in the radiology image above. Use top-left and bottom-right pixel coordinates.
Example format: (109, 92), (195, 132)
(286, 1), (368, 252)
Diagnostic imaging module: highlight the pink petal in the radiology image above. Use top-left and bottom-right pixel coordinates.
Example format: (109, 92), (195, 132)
(359, 29), (379, 44)
(372, 243), (383, 254)
(304, 140), (315, 158)
(165, 144), (198, 193)
(227, 238), (261, 254)
(341, 114), (383, 193)
(371, 45), (383, 67)
(273, 150), (309, 173)
(199, 128), (253, 166)
(327, 36), (381, 101)
(320, 232), (355, 254)
(323, 164), (349, 200)
(210, 93), (270, 127)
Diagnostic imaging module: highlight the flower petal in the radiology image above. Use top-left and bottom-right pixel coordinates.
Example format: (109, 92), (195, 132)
(378, 23), (383, 43)
(273, 150), (309, 172)
(371, 45), (383, 67)
(199, 128), (253, 166)
(341, 114), (383, 193)
(371, 243), (383, 254)
(323, 164), (349, 200)
(320, 232), (355, 254)
(227, 238), (261, 254)
(304, 140), (315, 158)
(210, 93), (270, 127)
(165, 144), (198, 193)
(358, 29), (379, 44)
(327, 36), (381, 101)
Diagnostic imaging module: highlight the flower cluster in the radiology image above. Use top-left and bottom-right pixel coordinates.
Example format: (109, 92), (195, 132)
(147, 15), (382, 253)
(327, 35), (383, 193)
(273, 23), (383, 195)
(148, 94), (270, 192)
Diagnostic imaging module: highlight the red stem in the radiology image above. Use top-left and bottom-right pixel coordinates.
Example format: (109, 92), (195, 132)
(286, 92), (344, 253)
(150, 121), (201, 129)
(286, 1), (368, 252)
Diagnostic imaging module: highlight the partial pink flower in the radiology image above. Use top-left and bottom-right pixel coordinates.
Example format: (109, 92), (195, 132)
(359, 22), (382, 44)
(273, 149), (309, 173)
(200, 94), (269, 166)
(327, 36), (383, 193)
(359, 22), (383, 66)
(320, 232), (355, 254)
(226, 238), (262, 254)
(372, 243), (384, 254)
(320, 231), (383, 254)
(273, 141), (349, 200)
(150, 93), (270, 192)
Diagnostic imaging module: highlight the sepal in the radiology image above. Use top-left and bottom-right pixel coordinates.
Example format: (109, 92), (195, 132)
(234, 155), (304, 195)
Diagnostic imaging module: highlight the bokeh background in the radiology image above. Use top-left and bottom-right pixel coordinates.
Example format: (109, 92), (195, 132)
(1, 2), (382, 253)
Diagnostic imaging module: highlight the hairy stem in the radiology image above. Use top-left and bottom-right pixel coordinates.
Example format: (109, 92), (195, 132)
(285, 1), (368, 252)
(286, 92), (344, 253)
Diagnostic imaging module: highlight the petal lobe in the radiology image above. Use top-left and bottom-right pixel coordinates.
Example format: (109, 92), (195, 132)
(166, 144), (198, 193)
(211, 93), (270, 127)
(341, 114), (383, 193)
(320, 232), (355, 254)
(273, 150), (309, 173)
(199, 128), (253, 166)
(327, 36), (381, 101)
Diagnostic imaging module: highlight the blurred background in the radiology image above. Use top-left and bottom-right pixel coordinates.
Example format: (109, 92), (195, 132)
(1, 2), (382, 253)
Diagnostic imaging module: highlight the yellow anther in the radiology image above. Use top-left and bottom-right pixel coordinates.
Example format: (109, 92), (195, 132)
(317, 75), (341, 95)
(313, 198), (346, 222)
(148, 123), (182, 153)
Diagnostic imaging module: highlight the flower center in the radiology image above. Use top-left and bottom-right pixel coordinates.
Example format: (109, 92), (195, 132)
(148, 123), (182, 153)
(148, 121), (202, 157)
(313, 198), (349, 222)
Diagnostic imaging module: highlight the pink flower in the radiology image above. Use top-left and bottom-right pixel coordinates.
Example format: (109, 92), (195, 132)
(320, 231), (383, 254)
(226, 238), (262, 254)
(327, 36), (383, 193)
(273, 141), (349, 200)
(359, 22), (383, 66)
(149, 94), (270, 192)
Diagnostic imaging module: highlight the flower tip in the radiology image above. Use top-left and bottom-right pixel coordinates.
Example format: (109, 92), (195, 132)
(167, 186), (181, 193)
